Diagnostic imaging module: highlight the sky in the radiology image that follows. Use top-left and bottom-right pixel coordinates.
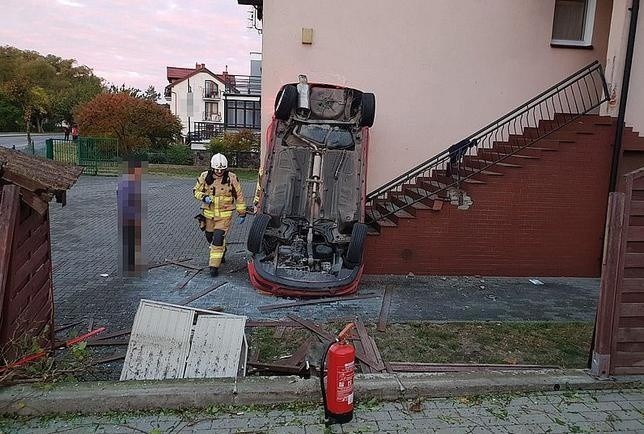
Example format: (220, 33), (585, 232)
(0, 0), (262, 94)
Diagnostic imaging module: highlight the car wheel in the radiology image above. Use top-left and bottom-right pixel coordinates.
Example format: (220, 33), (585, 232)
(359, 93), (376, 128)
(275, 85), (298, 120)
(345, 223), (368, 267)
(247, 213), (271, 254)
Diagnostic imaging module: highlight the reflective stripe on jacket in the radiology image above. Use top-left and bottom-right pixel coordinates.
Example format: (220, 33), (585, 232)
(193, 170), (246, 219)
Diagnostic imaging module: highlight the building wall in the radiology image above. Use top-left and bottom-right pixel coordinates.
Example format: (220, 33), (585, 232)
(626, 5), (644, 134)
(170, 72), (224, 135)
(261, 0), (613, 191)
(363, 116), (615, 276)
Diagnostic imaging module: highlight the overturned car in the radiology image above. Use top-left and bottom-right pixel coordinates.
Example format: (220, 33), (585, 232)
(247, 76), (375, 297)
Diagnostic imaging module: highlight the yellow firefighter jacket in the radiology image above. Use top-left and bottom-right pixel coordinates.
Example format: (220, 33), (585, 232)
(194, 170), (246, 219)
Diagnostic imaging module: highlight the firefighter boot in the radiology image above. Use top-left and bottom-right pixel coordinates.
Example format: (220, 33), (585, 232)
(210, 266), (219, 277)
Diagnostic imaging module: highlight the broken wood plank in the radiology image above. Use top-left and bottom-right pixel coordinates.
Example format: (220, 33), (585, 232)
(258, 293), (379, 312)
(274, 326), (286, 339)
(287, 315), (336, 341)
(86, 339), (130, 347)
(88, 329), (131, 342)
(245, 320), (302, 328)
(281, 337), (314, 366)
(54, 320), (84, 334)
(0, 185), (20, 315)
(387, 362), (560, 373)
(354, 319), (385, 372)
(287, 315), (382, 371)
(173, 269), (201, 291)
(377, 287), (393, 332)
(90, 353), (126, 366)
(178, 282), (227, 305)
(368, 336), (386, 373)
(247, 361), (306, 375)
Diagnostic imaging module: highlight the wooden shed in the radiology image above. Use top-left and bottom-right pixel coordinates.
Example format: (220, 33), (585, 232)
(0, 147), (82, 360)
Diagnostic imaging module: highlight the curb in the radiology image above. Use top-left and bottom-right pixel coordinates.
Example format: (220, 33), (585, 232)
(0, 369), (641, 416)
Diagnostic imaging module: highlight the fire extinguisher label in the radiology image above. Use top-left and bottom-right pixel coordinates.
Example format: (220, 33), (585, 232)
(337, 361), (355, 403)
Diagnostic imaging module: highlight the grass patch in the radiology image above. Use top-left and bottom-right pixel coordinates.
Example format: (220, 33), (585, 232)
(248, 327), (311, 362)
(370, 322), (594, 368)
(146, 164), (258, 181)
(247, 321), (593, 369)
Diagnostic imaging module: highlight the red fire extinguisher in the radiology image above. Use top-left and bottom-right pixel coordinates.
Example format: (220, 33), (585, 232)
(320, 322), (356, 424)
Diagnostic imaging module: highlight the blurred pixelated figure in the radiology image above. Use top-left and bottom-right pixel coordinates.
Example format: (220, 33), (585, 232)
(118, 160), (147, 276)
(193, 153), (246, 277)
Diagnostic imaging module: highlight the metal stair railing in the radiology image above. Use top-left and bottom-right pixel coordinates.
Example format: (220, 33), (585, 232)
(365, 61), (609, 227)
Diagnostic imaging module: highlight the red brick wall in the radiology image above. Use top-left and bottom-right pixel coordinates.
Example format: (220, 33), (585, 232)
(364, 116), (617, 276)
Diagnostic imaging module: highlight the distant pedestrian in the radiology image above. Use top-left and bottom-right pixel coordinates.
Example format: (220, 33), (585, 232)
(64, 126), (70, 141)
(118, 160), (146, 277)
(71, 125), (79, 141)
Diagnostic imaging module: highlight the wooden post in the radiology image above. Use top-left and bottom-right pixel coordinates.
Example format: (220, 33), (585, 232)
(0, 185), (20, 319)
(591, 192), (626, 377)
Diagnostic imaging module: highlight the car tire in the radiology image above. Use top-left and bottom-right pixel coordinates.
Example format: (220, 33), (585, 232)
(275, 85), (298, 120)
(247, 213), (271, 254)
(345, 223), (368, 267)
(359, 93), (376, 128)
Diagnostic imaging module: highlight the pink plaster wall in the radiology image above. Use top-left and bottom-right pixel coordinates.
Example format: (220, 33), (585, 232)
(626, 7), (644, 134)
(261, 0), (613, 190)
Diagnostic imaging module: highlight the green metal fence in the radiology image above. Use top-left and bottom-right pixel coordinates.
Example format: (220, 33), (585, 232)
(46, 137), (119, 176)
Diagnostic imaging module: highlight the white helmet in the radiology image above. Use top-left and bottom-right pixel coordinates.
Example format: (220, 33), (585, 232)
(210, 153), (228, 170)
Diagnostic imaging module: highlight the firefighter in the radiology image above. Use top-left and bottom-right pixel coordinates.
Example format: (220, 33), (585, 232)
(194, 153), (246, 276)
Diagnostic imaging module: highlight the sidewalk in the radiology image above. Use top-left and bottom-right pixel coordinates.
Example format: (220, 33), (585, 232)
(3, 387), (643, 433)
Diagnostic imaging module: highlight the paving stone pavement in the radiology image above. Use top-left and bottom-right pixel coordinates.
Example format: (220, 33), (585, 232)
(50, 175), (601, 335)
(3, 388), (643, 433)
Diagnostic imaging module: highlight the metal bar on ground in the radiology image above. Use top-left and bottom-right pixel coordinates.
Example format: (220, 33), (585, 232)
(169, 260), (203, 271)
(178, 282), (227, 305)
(173, 269), (200, 291)
(377, 287), (393, 332)
(258, 293), (379, 312)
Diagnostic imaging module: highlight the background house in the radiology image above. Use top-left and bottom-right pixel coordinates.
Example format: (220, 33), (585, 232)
(244, 0), (644, 277)
(164, 63), (261, 150)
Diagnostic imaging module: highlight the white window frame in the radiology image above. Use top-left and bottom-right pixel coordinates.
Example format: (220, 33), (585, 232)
(551, 0), (597, 47)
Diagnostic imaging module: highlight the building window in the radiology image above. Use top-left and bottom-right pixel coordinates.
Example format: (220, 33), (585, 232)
(551, 0), (596, 47)
(204, 80), (218, 98)
(225, 100), (261, 130)
(204, 102), (220, 121)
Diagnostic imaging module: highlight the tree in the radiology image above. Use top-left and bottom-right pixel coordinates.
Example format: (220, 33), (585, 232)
(107, 84), (161, 101)
(0, 46), (103, 133)
(208, 129), (260, 154)
(74, 93), (182, 153)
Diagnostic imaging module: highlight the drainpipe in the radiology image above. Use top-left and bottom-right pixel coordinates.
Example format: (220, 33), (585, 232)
(609, 0), (640, 192)
(589, 0), (641, 372)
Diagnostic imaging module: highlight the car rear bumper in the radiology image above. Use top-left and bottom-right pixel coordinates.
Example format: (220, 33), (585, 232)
(247, 259), (363, 297)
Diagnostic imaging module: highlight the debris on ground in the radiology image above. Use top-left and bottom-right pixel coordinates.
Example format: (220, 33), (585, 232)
(120, 300), (247, 380)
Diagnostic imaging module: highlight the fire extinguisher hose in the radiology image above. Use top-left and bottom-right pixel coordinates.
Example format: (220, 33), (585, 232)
(320, 340), (334, 418)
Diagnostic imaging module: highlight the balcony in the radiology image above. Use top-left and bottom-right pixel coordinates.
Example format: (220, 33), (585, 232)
(202, 112), (222, 122)
(203, 88), (221, 100)
(224, 75), (261, 96)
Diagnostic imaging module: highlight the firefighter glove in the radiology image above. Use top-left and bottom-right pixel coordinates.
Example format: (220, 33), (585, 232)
(203, 196), (213, 204)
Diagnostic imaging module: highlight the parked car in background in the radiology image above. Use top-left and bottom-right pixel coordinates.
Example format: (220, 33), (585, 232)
(247, 75), (375, 297)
